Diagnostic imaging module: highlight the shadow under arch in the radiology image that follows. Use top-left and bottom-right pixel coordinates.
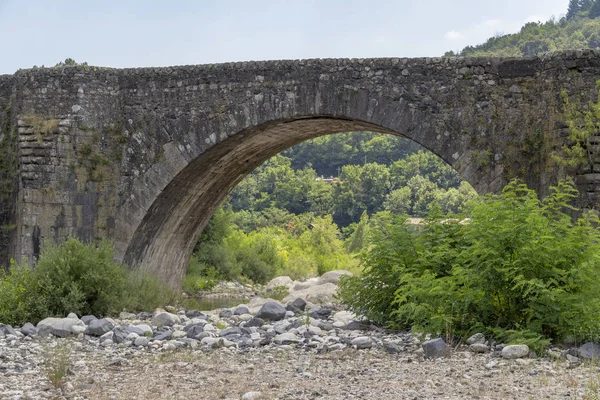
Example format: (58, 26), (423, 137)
(123, 116), (483, 288)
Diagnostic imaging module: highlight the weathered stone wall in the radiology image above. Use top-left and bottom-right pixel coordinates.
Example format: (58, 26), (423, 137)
(0, 74), (18, 269)
(2, 51), (600, 286)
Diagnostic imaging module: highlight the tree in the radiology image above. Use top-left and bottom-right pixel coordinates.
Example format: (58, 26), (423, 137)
(567, 0), (582, 20)
(590, 0), (600, 18)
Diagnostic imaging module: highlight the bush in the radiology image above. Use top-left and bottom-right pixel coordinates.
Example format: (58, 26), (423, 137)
(33, 238), (128, 318)
(0, 261), (44, 325)
(339, 180), (600, 345)
(0, 238), (179, 325)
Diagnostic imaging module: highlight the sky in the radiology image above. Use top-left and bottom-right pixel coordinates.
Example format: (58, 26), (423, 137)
(0, 0), (569, 74)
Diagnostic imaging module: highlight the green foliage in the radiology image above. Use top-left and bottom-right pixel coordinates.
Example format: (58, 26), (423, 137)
(189, 206), (358, 284)
(189, 132), (474, 285)
(0, 238), (179, 325)
(121, 269), (181, 313)
(553, 83), (600, 169)
(32, 238), (128, 318)
(340, 180), (600, 345)
(0, 261), (44, 325)
(450, 13), (600, 58)
(266, 285), (290, 301)
(228, 135), (472, 228)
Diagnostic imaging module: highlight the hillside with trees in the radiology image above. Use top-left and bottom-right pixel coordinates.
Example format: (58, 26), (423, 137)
(445, 0), (600, 57)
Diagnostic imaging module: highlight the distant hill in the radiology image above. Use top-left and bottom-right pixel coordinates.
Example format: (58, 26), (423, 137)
(446, 2), (600, 57)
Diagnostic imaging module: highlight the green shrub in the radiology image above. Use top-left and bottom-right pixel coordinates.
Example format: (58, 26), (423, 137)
(33, 238), (128, 318)
(182, 255), (219, 294)
(339, 180), (600, 345)
(0, 261), (44, 325)
(0, 238), (179, 325)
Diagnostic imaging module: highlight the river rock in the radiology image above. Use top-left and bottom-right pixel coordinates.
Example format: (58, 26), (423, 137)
(318, 270), (353, 285)
(351, 336), (373, 349)
(20, 322), (36, 336)
(245, 317), (265, 328)
(152, 312), (180, 328)
(579, 342), (600, 359)
(266, 276), (294, 292)
(80, 315), (98, 325)
(37, 317), (86, 336)
(234, 306), (250, 315)
(84, 318), (115, 336)
(422, 338), (448, 358)
(470, 343), (489, 353)
(293, 278), (320, 291)
(502, 344), (530, 359)
(129, 324), (153, 336)
(134, 336), (150, 347)
(466, 333), (486, 345)
(185, 310), (207, 319)
(256, 302), (287, 321)
(274, 332), (300, 344)
(282, 283), (338, 305)
(289, 298), (307, 311)
(242, 392), (263, 400)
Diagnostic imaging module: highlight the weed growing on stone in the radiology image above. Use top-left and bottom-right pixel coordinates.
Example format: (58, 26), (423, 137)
(42, 342), (72, 389)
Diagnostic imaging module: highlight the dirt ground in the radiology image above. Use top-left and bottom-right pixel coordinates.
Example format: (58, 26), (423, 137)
(53, 346), (600, 400)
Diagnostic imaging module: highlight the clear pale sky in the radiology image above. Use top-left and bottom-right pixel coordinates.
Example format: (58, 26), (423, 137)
(0, 0), (568, 74)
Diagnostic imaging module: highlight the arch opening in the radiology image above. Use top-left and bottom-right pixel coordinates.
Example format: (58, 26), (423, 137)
(122, 116), (483, 288)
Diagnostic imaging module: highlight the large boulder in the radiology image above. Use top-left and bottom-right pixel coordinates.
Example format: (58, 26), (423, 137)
(84, 318), (115, 336)
(318, 270), (353, 285)
(293, 278), (320, 291)
(579, 342), (600, 359)
(255, 302), (287, 321)
(37, 317), (86, 336)
(265, 276), (294, 292)
(282, 283), (338, 306)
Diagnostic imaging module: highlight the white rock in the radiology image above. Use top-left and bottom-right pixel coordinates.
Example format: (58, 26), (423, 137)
(274, 332), (300, 344)
(351, 336), (373, 349)
(36, 317), (85, 334)
(318, 270), (353, 285)
(282, 283), (339, 306)
(293, 278), (320, 291)
(333, 311), (356, 324)
(501, 344), (530, 359)
(134, 337), (150, 347)
(242, 392), (263, 400)
(265, 276), (293, 292)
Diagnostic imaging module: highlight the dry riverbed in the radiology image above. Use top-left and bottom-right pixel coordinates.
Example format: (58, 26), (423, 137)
(4, 340), (600, 400)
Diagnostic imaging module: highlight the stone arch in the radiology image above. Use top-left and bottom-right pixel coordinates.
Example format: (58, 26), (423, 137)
(9, 53), (600, 276)
(121, 115), (490, 288)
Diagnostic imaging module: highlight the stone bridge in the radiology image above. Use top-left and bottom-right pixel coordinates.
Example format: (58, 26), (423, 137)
(0, 50), (599, 287)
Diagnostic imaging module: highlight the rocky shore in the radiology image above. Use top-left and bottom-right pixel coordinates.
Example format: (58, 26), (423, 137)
(2, 272), (600, 399)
